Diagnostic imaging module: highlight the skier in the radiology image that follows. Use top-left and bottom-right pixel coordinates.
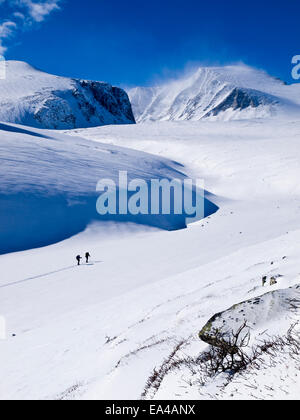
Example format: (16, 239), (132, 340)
(85, 252), (91, 264)
(262, 276), (267, 287)
(76, 255), (82, 266)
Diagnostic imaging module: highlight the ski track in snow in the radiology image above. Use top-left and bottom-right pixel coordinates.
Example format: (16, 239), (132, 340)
(0, 117), (300, 400)
(0, 262), (104, 290)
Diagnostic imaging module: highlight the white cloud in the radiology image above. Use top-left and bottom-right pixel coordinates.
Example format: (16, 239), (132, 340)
(0, 0), (62, 54)
(0, 21), (17, 38)
(0, 41), (7, 55)
(0, 21), (17, 54)
(13, 11), (25, 19)
(20, 0), (61, 23)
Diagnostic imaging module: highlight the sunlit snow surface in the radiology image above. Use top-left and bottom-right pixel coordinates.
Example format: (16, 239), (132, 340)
(0, 122), (218, 254)
(0, 117), (300, 400)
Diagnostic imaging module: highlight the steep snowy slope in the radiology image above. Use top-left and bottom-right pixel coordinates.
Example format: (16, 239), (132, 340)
(0, 122), (218, 254)
(0, 119), (300, 400)
(128, 65), (300, 122)
(0, 61), (135, 129)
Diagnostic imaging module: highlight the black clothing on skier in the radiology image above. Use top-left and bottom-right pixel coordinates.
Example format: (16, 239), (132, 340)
(76, 255), (82, 266)
(85, 252), (91, 263)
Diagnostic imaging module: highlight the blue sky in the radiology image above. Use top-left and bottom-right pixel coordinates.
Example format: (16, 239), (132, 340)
(1, 0), (300, 86)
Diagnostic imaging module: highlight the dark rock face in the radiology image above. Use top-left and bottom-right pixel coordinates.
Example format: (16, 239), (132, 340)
(77, 80), (135, 126)
(32, 80), (136, 129)
(205, 88), (278, 117)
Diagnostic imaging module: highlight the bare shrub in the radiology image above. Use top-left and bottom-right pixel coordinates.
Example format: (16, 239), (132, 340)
(142, 323), (300, 398)
(199, 322), (253, 374)
(141, 340), (186, 399)
(191, 323), (300, 378)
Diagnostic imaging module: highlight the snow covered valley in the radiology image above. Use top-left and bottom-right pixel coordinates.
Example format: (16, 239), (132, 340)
(0, 117), (300, 400)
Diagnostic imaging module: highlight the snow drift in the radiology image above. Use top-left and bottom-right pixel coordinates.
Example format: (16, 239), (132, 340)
(0, 61), (135, 129)
(0, 122), (218, 254)
(128, 65), (300, 122)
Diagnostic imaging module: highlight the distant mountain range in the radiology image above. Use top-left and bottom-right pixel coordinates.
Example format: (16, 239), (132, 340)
(0, 62), (299, 129)
(128, 65), (300, 122)
(0, 61), (135, 129)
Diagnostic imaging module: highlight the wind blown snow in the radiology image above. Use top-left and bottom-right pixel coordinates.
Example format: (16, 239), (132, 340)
(128, 65), (300, 122)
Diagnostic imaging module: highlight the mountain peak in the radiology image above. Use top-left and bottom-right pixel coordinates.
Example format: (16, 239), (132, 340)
(0, 61), (135, 129)
(128, 65), (298, 122)
(4, 60), (38, 73)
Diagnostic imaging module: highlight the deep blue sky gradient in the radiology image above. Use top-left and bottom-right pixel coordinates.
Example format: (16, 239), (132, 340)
(2, 0), (300, 86)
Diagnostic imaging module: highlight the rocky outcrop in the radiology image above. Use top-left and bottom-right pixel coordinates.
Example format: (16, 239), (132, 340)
(0, 61), (135, 129)
(31, 80), (136, 129)
(199, 284), (300, 348)
(204, 88), (278, 117)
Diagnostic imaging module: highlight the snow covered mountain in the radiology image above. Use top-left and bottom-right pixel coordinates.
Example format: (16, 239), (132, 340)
(0, 61), (135, 129)
(1, 59), (300, 402)
(128, 65), (300, 122)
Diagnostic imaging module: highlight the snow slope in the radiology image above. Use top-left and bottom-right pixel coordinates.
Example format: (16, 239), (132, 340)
(0, 61), (135, 129)
(128, 65), (300, 122)
(0, 121), (219, 254)
(0, 117), (300, 400)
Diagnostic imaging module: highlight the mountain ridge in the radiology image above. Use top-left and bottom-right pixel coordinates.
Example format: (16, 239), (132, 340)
(0, 60), (135, 129)
(128, 65), (300, 122)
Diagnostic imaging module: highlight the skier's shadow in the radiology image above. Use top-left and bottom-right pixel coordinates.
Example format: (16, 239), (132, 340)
(85, 260), (102, 266)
